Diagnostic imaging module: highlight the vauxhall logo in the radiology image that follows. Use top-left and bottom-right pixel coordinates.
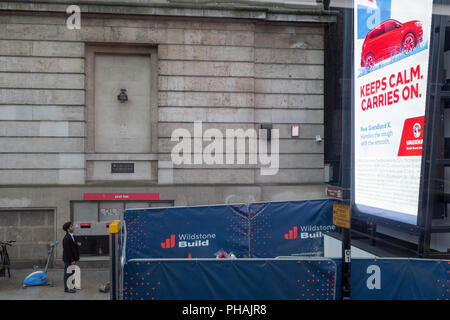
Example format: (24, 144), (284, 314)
(284, 225), (336, 240)
(161, 233), (216, 249)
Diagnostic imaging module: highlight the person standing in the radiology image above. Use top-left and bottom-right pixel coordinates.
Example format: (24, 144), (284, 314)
(62, 222), (79, 293)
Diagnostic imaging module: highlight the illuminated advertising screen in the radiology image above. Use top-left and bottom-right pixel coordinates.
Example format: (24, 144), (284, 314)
(353, 0), (433, 224)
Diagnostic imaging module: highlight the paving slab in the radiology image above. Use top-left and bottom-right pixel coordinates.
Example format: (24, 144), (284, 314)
(0, 268), (110, 300)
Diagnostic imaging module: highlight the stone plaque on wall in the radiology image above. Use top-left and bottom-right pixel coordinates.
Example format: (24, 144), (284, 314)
(111, 163), (135, 173)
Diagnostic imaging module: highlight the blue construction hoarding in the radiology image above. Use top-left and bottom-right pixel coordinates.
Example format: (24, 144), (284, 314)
(119, 199), (450, 300)
(122, 199), (337, 260)
(123, 204), (249, 259)
(122, 258), (338, 300)
(349, 258), (450, 300)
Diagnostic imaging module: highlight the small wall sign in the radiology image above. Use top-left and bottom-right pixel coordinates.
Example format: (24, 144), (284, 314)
(111, 163), (134, 173)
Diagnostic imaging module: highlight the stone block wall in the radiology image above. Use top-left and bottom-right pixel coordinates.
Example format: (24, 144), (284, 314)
(0, 210), (55, 261)
(0, 12), (325, 186)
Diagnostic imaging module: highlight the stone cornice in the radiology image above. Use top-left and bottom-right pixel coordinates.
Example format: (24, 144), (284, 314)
(0, 0), (338, 23)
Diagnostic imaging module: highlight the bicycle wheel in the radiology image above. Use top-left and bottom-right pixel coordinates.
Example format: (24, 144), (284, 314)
(0, 249), (4, 277)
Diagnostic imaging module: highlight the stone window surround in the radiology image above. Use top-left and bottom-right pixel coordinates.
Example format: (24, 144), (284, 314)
(84, 43), (159, 157)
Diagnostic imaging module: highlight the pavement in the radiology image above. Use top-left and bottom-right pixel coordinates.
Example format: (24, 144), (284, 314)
(0, 268), (110, 300)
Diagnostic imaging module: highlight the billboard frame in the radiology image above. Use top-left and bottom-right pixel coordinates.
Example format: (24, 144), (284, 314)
(348, 0), (443, 254)
(417, 6), (447, 255)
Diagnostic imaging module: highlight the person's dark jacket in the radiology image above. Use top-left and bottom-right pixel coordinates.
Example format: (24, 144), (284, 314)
(62, 232), (79, 264)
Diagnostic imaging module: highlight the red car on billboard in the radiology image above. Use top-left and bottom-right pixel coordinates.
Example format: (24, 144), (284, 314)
(361, 19), (423, 69)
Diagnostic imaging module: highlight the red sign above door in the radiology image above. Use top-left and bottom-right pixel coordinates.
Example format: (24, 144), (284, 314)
(83, 193), (160, 201)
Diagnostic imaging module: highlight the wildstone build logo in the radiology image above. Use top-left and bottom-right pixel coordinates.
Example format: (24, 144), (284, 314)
(161, 235), (176, 249)
(161, 233), (216, 249)
(284, 225), (336, 240)
(284, 226), (298, 240)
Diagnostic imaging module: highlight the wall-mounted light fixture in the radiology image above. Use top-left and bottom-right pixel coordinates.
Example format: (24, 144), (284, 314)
(117, 88), (128, 103)
(260, 123), (273, 140)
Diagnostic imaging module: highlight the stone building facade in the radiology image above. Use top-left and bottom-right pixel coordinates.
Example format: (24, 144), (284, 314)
(0, 0), (335, 265)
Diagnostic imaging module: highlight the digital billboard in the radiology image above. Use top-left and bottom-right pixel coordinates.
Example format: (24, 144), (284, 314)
(353, 0), (433, 224)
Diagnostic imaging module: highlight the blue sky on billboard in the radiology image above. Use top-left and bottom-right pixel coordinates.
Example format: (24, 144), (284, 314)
(357, 0), (392, 39)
